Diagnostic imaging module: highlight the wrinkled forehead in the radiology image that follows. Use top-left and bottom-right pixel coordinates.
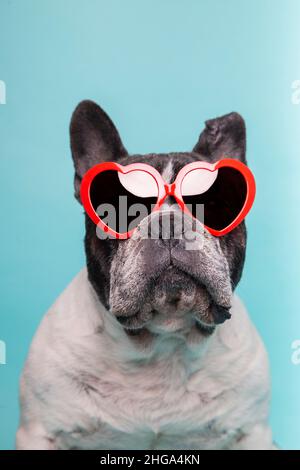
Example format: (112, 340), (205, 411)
(118, 152), (210, 183)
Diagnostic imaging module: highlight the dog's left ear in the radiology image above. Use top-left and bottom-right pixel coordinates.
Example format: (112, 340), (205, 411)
(193, 112), (246, 164)
(70, 100), (128, 202)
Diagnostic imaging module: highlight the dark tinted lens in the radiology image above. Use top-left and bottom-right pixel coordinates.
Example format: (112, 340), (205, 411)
(90, 170), (158, 234)
(182, 167), (247, 231)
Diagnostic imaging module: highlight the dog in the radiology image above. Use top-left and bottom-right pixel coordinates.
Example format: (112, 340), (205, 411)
(16, 100), (273, 450)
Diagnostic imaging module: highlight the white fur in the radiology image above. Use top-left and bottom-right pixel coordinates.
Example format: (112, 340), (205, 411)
(16, 268), (273, 450)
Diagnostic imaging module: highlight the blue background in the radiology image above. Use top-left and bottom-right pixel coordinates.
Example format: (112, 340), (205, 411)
(0, 0), (299, 449)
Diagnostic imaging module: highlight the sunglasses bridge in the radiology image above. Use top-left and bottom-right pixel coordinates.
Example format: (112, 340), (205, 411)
(164, 182), (176, 197)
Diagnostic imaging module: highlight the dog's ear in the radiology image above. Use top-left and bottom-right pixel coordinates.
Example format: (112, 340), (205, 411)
(70, 100), (128, 202)
(193, 112), (246, 164)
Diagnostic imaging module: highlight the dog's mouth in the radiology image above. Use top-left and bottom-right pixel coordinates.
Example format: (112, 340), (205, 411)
(113, 265), (232, 335)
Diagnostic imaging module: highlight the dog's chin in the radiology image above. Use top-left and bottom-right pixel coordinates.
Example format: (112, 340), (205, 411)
(113, 266), (232, 337)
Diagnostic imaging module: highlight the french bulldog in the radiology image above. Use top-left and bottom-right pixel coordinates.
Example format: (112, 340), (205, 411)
(16, 100), (274, 450)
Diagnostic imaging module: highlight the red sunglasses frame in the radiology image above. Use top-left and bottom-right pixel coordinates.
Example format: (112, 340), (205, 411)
(80, 158), (256, 239)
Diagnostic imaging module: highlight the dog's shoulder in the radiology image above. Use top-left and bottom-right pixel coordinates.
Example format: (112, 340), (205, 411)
(207, 294), (270, 392)
(197, 294), (271, 427)
(19, 269), (104, 403)
(30, 268), (104, 345)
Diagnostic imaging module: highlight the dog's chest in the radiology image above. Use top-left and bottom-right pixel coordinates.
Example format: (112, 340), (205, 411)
(53, 347), (234, 450)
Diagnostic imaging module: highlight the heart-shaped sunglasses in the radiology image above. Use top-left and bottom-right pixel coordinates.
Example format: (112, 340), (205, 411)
(80, 158), (256, 239)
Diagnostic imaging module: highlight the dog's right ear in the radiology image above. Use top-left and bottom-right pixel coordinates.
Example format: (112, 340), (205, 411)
(70, 100), (128, 202)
